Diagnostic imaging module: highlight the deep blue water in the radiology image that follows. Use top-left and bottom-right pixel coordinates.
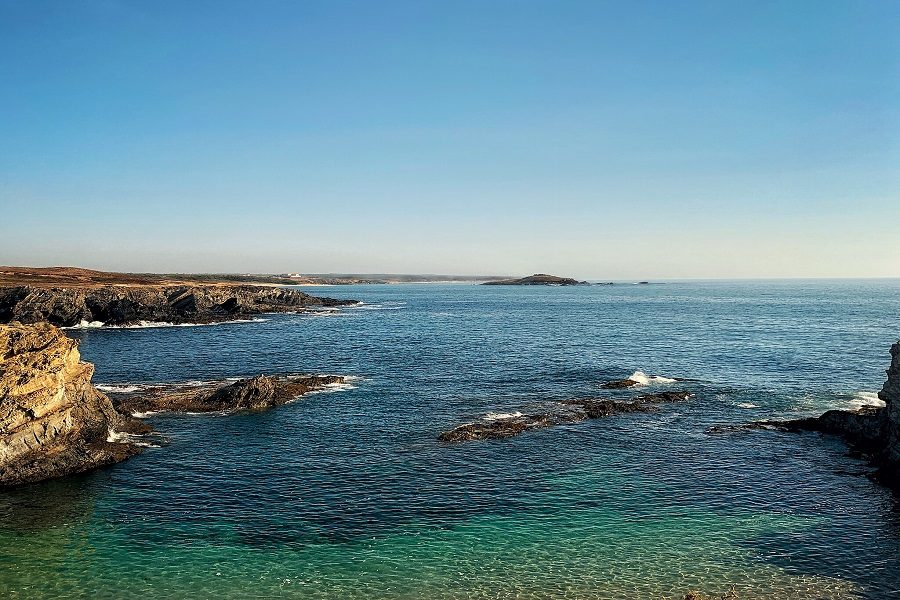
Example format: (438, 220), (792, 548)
(1, 281), (899, 599)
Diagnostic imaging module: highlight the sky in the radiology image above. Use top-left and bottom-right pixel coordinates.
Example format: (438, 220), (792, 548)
(1, 0), (898, 278)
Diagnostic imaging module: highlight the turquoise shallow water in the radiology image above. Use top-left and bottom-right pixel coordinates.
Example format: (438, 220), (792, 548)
(2, 281), (899, 599)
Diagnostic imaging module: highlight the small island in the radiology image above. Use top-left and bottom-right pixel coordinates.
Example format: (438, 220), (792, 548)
(482, 273), (589, 286)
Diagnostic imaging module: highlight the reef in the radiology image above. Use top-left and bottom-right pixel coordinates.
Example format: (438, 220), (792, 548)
(482, 273), (589, 286)
(111, 374), (346, 414)
(439, 391), (691, 442)
(0, 284), (357, 327)
(0, 322), (151, 487)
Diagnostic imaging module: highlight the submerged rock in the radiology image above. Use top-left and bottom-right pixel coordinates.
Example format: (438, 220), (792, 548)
(0, 322), (150, 487)
(112, 374), (346, 414)
(0, 284), (357, 327)
(683, 589), (738, 600)
(439, 391), (692, 442)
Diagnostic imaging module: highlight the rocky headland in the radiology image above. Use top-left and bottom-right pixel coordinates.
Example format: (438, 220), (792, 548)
(0, 284), (357, 327)
(483, 273), (589, 286)
(0, 322), (151, 487)
(439, 391), (691, 442)
(712, 342), (900, 489)
(0, 322), (351, 486)
(110, 374), (346, 414)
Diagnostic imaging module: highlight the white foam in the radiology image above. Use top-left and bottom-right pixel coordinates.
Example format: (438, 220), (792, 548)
(65, 318), (266, 330)
(106, 429), (158, 447)
(307, 382), (358, 394)
(483, 411), (523, 421)
(627, 371), (677, 386)
(96, 380), (220, 393)
(348, 302), (407, 311)
(95, 383), (148, 394)
(64, 320), (106, 329)
(117, 318), (267, 329)
(301, 310), (350, 318)
(737, 402), (759, 409)
(849, 391), (885, 409)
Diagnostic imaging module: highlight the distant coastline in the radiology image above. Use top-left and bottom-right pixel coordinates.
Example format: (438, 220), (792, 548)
(0, 266), (513, 288)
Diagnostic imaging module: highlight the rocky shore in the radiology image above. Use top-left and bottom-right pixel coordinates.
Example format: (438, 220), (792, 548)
(0, 284), (357, 327)
(0, 322), (350, 486)
(0, 322), (150, 487)
(483, 273), (589, 286)
(713, 342), (900, 489)
(439, 391), (691, 442)
(110, 374), (346, 414)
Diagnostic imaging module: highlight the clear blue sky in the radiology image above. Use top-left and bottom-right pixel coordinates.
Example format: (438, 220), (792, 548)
(1, 0), (898, 277)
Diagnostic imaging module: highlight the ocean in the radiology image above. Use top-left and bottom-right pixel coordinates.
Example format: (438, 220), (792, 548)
(2, 280), (899, 599)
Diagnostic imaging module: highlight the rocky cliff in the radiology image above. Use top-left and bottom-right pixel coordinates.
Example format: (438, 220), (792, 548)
(0, 284), (357, 327)
(0, 322), (149, 487)
(878, 342), (900, 478)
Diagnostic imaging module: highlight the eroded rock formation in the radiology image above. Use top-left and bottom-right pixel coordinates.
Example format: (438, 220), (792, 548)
(0, 284), (358, 327)
(111, 374), (346, 414)
(439, 391), (692, 442)
(0, 322), (150, 487)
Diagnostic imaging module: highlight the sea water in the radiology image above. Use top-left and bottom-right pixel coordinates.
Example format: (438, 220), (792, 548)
(1, 280), (899, 598)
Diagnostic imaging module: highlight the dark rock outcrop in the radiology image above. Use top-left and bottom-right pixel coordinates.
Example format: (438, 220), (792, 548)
(112, 374), (345, 414)
(882, 342), (900, 473)
(0, 284), (358, 327)
(781, 344), (899, 486)
(439, 391), (692, 442)
(564, 391), (692, 418)
(482, 274), (588, 286)
(438, 413), (558, 442)
(708, 408), (885, 447)
(715, 342), (900, 488)
(0, 322), (150, 487)
(601, 378), (641, 389)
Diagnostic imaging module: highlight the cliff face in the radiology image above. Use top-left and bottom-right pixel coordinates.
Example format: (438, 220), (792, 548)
(0, 284), (357, 327)
(878, 342), (900, 470)
(0, 322), (147, 487)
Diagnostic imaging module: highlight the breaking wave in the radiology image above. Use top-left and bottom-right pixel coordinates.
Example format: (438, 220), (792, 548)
(627, 371), (677, 386)
(483, 411), (524, 421)
(849, 391), (885, 409)
(65, 318), (267, 330)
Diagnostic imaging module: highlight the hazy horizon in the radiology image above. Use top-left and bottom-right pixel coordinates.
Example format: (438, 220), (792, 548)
(2, 1), (899, 278)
